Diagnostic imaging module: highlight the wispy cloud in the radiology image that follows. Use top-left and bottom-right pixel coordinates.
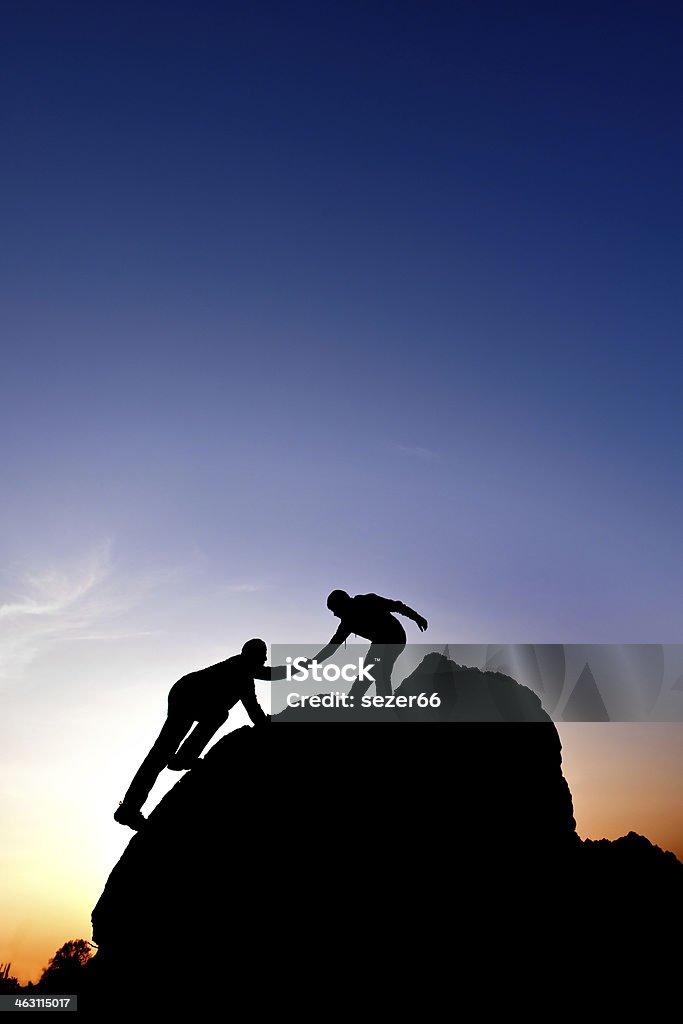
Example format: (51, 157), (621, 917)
(0, 554), (107, 621)
(0, 541), (165, 681)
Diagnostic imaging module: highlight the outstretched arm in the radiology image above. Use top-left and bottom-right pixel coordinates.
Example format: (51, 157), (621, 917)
(254, 665), (288, 682)
(386, 599), (428, 632)
(242, 683), (269, 726)
(311, 623), (351, 664)
(310, 641), (341, 664)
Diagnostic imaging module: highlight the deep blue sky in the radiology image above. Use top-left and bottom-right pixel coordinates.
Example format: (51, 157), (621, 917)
(3, 2), (683, 641)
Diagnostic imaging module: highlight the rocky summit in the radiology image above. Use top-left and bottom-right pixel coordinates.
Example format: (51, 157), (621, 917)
(89, 655), (682, 1010)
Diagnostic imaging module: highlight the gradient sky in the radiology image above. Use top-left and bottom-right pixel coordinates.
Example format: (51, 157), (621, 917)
(2, 2), (683, 982)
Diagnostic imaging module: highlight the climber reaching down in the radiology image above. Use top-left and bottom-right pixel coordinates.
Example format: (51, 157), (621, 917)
(311, 590), (428, 700)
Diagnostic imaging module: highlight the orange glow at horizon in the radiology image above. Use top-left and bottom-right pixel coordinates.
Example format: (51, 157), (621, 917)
(558, 723), (683, 861)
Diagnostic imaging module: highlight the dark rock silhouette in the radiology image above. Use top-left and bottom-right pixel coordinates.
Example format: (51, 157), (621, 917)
(396, 652), (552, 721)
(582, 831), (683, 880)
(485, 643), (566, 712)
(89, 655), (682, 1011)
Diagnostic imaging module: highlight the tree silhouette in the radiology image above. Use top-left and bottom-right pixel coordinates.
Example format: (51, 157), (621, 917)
(38, 940), (93, 993)
(0, 963), (20, 993)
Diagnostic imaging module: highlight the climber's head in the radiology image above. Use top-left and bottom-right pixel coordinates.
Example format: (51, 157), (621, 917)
(241, 638), (268, 668)
(326, 589), (351, 618)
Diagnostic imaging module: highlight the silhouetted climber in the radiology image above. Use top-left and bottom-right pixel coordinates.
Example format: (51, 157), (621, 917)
(114, 638), (284, 830)
(311, 591), (428, 699)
